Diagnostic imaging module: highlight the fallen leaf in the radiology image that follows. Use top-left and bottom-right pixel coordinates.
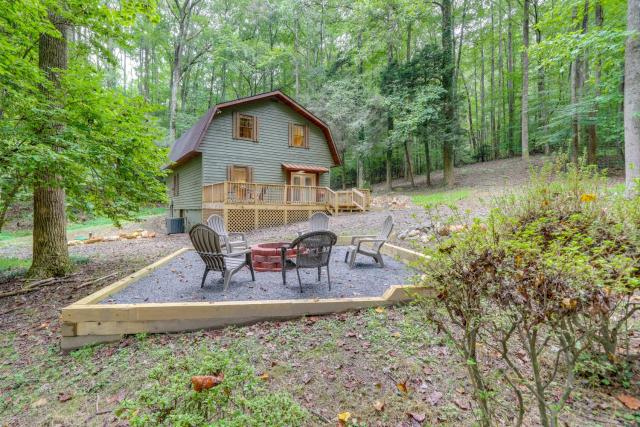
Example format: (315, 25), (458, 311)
(57, 393), (72, 403)
(408, 412), (426, 423)
(427, 391), (443, 406)
(191, 373), (224, 392)
(258, 372), (270, 381)
(337, 411), (351, 424)
(397, 381), (408, 394)
(454, 398), (471, 410)
(375, 306), (386, 313)
(617, 393), (640, 410)
(373, 400), (385, 412)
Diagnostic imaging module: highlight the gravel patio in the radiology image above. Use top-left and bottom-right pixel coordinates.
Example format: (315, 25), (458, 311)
(101, 247), (416, 304)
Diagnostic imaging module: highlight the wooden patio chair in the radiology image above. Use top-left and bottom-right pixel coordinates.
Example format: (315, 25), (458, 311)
(344, 215), (393, 268)
(296, 211), (330, 236)
(189, 224), (255, 291)
(280, 231), (337, 293)
(206, 214), (248, 253)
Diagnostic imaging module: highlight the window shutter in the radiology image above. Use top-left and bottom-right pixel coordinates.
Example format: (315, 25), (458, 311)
(304, 125), (310, 148)
(247, 166), (254, 182)
(227, 165), (233, 181)
(232, 112), (238, 139)
(253, 116), (259, 142)
(288, 123), (293, 146)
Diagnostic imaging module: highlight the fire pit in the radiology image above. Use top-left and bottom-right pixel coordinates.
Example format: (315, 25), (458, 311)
(251, 242), (298, 272)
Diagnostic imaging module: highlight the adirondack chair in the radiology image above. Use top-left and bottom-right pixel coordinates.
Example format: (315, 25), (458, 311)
(189, 224), (254, 291)
(345, 215), (393, 268)
(296, 212), (330, 236)
(280, 231), (337, 293)
(206, 214), (248, 253)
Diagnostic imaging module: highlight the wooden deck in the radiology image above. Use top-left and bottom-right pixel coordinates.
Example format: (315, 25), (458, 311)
(201, 181), (370, 232)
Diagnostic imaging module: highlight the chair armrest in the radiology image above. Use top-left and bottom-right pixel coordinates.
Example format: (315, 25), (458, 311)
(350, 235), (377, 245)
(356, 238), (387, 251)
(224, 249), (251, 258)
(228, 232), (247, 242)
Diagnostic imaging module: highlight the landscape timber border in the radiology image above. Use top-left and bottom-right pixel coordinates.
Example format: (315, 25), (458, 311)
(59, 236), (429, 352)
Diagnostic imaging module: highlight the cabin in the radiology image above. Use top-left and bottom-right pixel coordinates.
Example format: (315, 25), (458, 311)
(166, 90), (370, 232)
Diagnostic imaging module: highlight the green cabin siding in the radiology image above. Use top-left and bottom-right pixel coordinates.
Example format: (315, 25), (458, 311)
(199, 99), (333, 186)
(168, 155), (202, 209)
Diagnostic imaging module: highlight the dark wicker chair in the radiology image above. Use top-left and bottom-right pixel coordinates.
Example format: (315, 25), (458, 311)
(280, 231), (337, 293)
(189, 224), (255, 291)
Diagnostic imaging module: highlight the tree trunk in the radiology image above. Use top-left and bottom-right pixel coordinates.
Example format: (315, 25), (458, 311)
(29, 12), (70, 278)
(490, 1), (497, 159)
(521, 0), (530, 161)
(424, 138), (432, 187)
(570, 6), (582, 164)
(625, 0), (640, 196)
(507, 0), (516, 157)
(404, 139), (415, 187)
(168, 40), (182, 141)
(587, 1), (602, 165)
(442, 0), (455, 187)
(534, 1), (548, 155)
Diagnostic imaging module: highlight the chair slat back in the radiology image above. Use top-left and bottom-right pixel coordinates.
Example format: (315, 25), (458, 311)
(189, 224), (225, 271)
(290, 231), (337, 269)
(206, 214), (228, 237)
(373, 215), (394, 251)
(308, 212), (330, 232)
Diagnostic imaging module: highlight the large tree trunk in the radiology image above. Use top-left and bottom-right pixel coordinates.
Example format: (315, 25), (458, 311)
(29, 12), (70, 278)
(534, 1), (548, 155)
(521, 0), (530, 161)
(424, 139), (432, 187)
(625, 0), (640, 196)
(442, 0), (455, 187)
(507, 0), (516, 157)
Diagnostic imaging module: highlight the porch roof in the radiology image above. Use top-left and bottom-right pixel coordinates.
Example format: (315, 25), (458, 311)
(281, 163), (330, 173)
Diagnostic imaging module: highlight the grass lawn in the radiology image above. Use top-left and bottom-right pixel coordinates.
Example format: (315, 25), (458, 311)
(411, 189), (470, 207)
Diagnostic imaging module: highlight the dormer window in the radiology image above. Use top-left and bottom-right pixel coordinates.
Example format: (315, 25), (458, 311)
(289, 123), (308, 148)
(233, 112), (258, 141)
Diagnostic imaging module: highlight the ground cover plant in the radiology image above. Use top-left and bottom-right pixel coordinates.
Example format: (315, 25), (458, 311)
(417, 160), (640, 426)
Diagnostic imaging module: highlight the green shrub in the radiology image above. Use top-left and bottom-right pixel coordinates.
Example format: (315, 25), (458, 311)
(116, 347), (308, 426)
(416, 159), (640, 427)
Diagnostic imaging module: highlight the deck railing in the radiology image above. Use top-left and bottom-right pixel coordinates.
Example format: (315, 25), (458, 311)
(202, 181), (370, 211)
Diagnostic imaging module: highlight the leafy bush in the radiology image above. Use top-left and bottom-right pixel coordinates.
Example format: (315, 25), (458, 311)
(417, 160), (639, 427)
(116, 347), (308, 426)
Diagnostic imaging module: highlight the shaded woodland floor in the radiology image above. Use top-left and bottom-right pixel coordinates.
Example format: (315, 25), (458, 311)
(0, 157), (636, 426)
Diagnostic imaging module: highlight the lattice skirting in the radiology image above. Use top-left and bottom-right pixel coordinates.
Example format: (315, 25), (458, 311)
(214, 207), (330, 232)
(202, 209), (224, 223)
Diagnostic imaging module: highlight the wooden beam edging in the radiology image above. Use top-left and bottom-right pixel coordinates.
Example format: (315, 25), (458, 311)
(71, 248), (191, 306)
(60, 239), (430, 350)
(61, 285), (433, 336)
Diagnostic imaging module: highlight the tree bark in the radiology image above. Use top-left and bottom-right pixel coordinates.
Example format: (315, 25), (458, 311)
(424, 138), (432, 187)
(404, 139), (415, 187)
(442, 0), (455, 187)
(534, 1), (548, 155)
(625, 0), (640, 196)
(507, 0), (516, 157)
(29, 12), (70, 278)
(490, 1), (497, 159)
(587, 1), (602, 165)
(521, 0), (530, 161)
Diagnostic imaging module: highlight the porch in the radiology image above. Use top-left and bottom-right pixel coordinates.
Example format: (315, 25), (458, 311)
(201, 181), (371, 232)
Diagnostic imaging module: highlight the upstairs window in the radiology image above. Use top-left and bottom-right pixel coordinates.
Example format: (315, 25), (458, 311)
(289, 123), (309, 148)
(233, 112), (258, 141)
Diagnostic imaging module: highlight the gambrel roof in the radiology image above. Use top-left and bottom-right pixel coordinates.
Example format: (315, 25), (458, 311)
(168, 90), (342, 167)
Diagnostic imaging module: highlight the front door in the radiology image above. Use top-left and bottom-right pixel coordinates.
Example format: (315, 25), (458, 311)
(290, 172), (316, 203)
(228, 165), (251, 201)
